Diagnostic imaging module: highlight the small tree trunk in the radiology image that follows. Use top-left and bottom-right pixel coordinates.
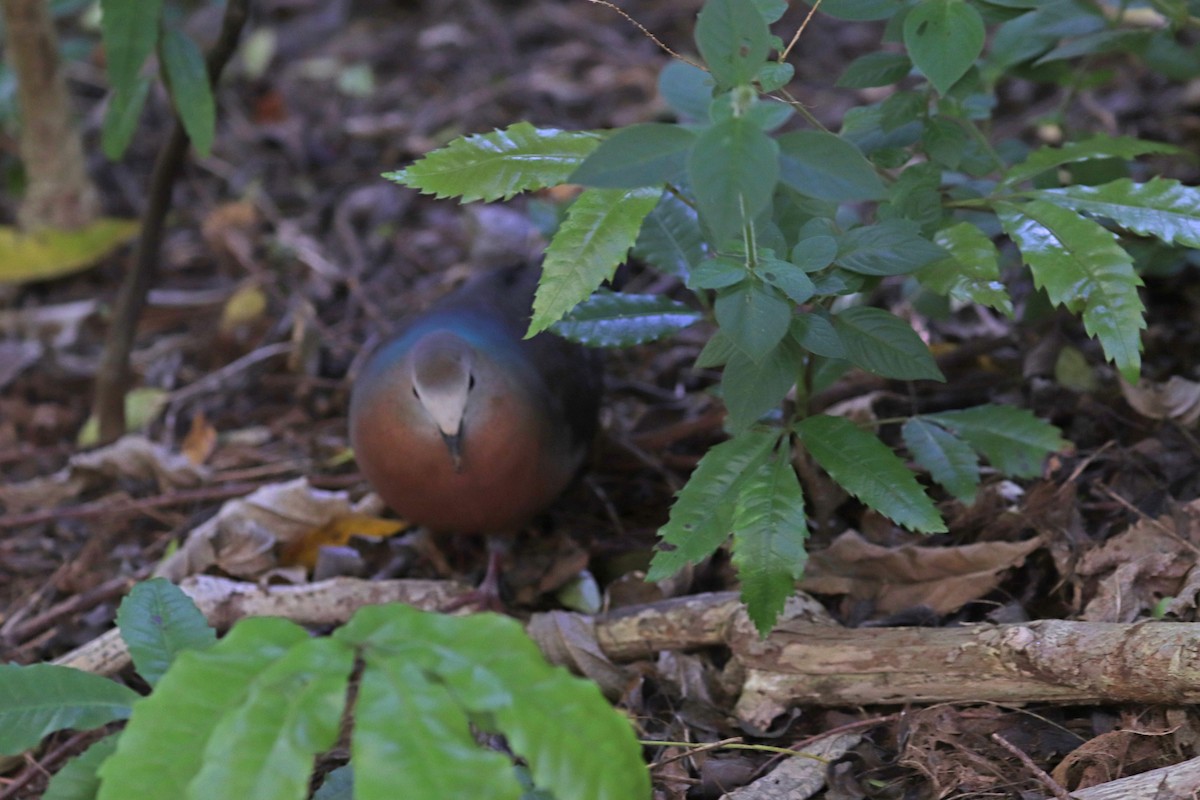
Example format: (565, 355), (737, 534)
(1, 0), (99, 231)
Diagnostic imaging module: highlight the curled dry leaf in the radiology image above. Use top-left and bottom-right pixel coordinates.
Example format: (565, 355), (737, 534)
(155, 477), (382, 581)
(799, 530), (1043, 617)
(1077, 497), (1200, 622)
(1120, 375), (1200, 425)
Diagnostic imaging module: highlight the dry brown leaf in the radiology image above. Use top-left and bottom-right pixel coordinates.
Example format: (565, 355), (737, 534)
(181, 411), (218, 466)
(1077, 499), (1200, 622)
(155, 478), (383, 581)
(799, 530), (1043, 616)
(1120, 375), (1200, 425)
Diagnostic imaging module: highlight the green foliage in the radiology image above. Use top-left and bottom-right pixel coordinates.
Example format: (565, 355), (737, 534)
(0, 580), (648, 800)
(392, 0), (1200, 631)
(98, 0), (215, 158)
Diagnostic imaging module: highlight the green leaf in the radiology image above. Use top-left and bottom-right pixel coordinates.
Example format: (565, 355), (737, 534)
(923, 116), (968, 169)
(388, 123), (601, 202)
(101, 77), (151, 160)
(648, 429), (780, 579)
(552, 290), (702, 346)
(695, 329), (737, 369)
(917, 221), (1013, 315)
(833, 306), (945, 381)
(756, 61), (795, 92)
(312, 765), (353, 800)
(1033, 177), (1200, 249)
(97, 620), (315, 800)
(759, 257), (815, 304)
(658, 61), (713, 122)
(790, 311), (845, 359)
(159, 27), (215, 156)
(732, 450), (809, 635)
(192, 638), (352, 800)
(777, 131), (886, 202)
(837, 52), (913, 89)
(0, 665), (137, 755)
(722, 340), (799, 431)
(117, 578), (216, 687)
(926, 404), (1067, 478)
(797, 415), (946, 533)
(570, 124), (695, 189)
(99, 0), (164, 92)
(836, 220), (948, 276)
(43, 735), (119, 800)
(530, 187), (660, 334)
(633, 192), (704, 278)
(338, 606), (651, 800)
(690, 255), (748, 290)
(902, 418), (979, 504)
(997, 199), (1145, 382)
(903, 0), (985, 95)
(753, 0), (789, 23)
(695, 0), (771, 88)
(688, 117), (780, 245)
(714, 279), (792, 360)
(1002, 135), (1184, 186)
(790, 232), (838, 272)
(355, 659), (519, 800)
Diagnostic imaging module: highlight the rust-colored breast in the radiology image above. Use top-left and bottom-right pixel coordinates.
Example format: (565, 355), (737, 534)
(350, 351), (574, 533)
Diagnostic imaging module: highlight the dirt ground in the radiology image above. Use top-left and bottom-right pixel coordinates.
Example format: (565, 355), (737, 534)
(4, 1), (1200, 797)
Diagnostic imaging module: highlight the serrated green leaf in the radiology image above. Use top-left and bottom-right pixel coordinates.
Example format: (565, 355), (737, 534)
(160, 27), (214, 156)
(648, 429), (780, 579)
(658, 61), (713, 122)
(97, 619), (311, 800)
(192, 638), (352, 800)
(714, 280), (792, 360)
(633, 192), (704, 278)
(101, 77), (151, 160)
(732, 450), (809, 635)
(688, 117), (780, 245)
(837, 51), (913, 88)
(530, 187), (660, 334)
(917, 221), (1013, 315)
(833, 306), (945, 381)
(117, 578), (215, 687)
(790, 311), (845, 359)
(1033, 177), (1200, 249)
(339, 606), (650, 800)
(924, 116), (968, 169)
(722, 340), (798, 431)
(99, 0), (164, 93)
(0, 665), (137, 756)
(551, 290), (701, 346)
(997, 199), (1144, 381)
(570, 124), (695, 189)
(797, 414), (946, 533)
(695, 0), (771, 88)
(836, 220), (948, 276)
(904, 0), (985, 95)
(1002, 135), (1184, 186)
(902, 418), (979, 503)
(926, 404), (1067, 478)
(388, 123), (601, 202)
(43, 735), (119, 800)
(777, 131), (886, 202)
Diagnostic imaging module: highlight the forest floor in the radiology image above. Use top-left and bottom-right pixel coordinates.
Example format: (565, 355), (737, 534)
(4, 0), (1200, 798)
